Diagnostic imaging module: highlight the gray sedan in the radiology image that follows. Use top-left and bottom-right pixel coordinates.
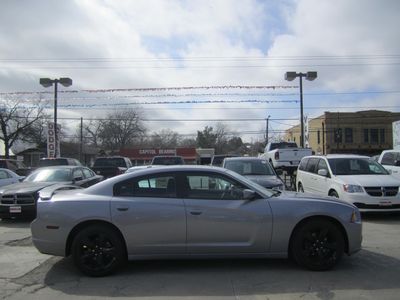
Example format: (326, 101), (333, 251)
(31, 165), (362, 277)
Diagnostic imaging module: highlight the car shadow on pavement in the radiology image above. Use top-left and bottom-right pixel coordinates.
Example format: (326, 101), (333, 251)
(0, 218), (32, 228)
(361, 212), (400, 225)
(32, 249), (400, 298)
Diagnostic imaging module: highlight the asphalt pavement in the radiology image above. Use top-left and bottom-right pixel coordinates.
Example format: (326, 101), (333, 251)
(0, 214), (400, 300)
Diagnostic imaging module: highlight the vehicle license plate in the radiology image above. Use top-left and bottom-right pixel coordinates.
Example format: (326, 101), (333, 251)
(379, 201), (392, 206)
(9, 206), (21, 213)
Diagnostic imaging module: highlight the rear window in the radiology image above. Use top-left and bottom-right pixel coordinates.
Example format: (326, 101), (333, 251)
(38, 159), (68, 167)
(93, 158), (127, 167)
(269, 142), (298, 151)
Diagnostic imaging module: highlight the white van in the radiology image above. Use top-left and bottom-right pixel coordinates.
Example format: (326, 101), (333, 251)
(296, 154), (400, 212)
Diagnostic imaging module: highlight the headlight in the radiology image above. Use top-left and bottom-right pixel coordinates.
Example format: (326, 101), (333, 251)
(343, 184), (364, 193)
(350, 209), (362, 223)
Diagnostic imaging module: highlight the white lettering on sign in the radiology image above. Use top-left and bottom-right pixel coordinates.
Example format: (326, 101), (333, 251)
(47, 122), (61, 158)
(159, 149), (176, 155)
(139, 149), (157, 155)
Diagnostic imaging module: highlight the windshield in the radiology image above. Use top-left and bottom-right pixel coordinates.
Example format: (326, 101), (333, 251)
(152, 157), (184, 165)
(93, 158), (126, 168)
(224, 160), (275, 176)
(328, 158), (389, 175)
(25, 169), (72, 182)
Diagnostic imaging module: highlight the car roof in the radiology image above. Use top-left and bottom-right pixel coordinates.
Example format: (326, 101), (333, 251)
(224, 157), (264, 162)
(35, 166), (80, 170)
(302, 154), (371, 160)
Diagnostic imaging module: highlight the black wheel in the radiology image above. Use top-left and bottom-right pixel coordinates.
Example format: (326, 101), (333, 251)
(329, 190), (339, 198)
(298, 183), (304, 193)
(71, 225), (125, 277)
(291, 219), (345, 271)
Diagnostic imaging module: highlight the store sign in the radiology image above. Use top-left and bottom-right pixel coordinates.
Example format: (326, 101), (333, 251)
(47, 122), (61, 158)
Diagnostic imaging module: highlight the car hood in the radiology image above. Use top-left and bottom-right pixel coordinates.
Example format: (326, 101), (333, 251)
(334, 174), (400, 186)
(277, 190), (355, 208)
(244, 175), (283, 188)
(0, 181), (71, 194)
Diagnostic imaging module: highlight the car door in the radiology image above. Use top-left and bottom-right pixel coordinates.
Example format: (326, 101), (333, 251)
(82, 167), (101, 186)
(72, 168), (87, 187)
(313, 158), (331, 196)
(302, 157), (319, 194)
(179, 171), (272, 254)
(380, 152), (400, 179)
(111, 172), (186, 255)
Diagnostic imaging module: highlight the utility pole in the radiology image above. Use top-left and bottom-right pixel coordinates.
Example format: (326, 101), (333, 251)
(80, 117), (83, 164)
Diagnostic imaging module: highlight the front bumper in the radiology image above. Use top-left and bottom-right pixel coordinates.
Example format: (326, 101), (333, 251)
(0, 204), (36, 219)
(341, 193), (400, 212)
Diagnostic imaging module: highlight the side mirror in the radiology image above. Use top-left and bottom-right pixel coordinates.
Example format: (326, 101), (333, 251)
(243, 189), (256, 200)
(318, 169), (328, 177)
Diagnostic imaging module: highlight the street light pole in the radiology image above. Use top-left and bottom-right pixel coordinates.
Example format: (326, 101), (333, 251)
(265, 115), (271, 145)
(39, 77), (72, 158)
(284, 71), (317, 148)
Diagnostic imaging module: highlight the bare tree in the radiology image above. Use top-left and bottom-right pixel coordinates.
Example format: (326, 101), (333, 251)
(147, 129), (180, 148)
(0, 97), (45, 158)
(20, 114), (51, 149)
(84, 109), (146, 151)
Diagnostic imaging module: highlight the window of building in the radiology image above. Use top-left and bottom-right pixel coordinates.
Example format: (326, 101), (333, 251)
(363, 129), (369, 143)
(334, 128), (342, 143)
(380, 129), (385, 144)
(317, 130), (321, 145)
(345, 128), (353, 143)
(370, 129), (379, 144)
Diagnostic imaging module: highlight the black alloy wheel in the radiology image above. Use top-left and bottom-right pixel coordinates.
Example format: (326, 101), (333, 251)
(291, 219), (345, 271)
(71, 225), (125, 277)
(298, 183), (304, 193)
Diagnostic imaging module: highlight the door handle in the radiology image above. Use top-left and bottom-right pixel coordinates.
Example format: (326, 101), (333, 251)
(116, 206), (129, 211)
(190, 211), (202, 216)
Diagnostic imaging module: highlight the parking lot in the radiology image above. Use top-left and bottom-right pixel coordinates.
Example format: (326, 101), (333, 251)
(0, 214), (399, 300)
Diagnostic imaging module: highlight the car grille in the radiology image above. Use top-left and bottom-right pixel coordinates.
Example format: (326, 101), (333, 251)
(363, 186), (399, 197)
(354, 203), (400, 210)
(0, 193), (36, 205)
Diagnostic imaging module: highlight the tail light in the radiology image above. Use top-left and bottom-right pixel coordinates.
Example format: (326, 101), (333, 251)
(275, 151), (280, 160)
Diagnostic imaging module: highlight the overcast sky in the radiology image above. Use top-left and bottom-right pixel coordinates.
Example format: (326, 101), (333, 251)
(1, 0), (399, 142)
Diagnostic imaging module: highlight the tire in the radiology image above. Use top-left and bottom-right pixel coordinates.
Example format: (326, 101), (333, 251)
(291, 218), (345, 271)
(298, 183), (304, 193)
(71, 225), (126, 277)
(329, 190), (339, 198)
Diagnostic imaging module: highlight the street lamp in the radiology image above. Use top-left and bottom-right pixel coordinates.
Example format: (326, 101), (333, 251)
(284, 71), (317, 147)
(39, 77), (72, 157)
(265, 115), (271, 145)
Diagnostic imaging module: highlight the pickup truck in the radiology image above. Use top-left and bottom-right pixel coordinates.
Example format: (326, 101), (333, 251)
(260, 142), (312, 171)
(377, 149), (400, 180)
(91, 156), (132, 179)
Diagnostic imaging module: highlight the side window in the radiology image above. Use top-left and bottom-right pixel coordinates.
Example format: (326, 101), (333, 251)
(381, 152), (395, 166)
(73, 169), (84, 181)
(0, 170), (10, 179)
(185, 173), (246, 200)
(316, 159), (329, 175)
(114, 174), (176, 198)
(305, 158), (319, 174)
(83, 168), (94, 178)
(298, 158), (308, 171)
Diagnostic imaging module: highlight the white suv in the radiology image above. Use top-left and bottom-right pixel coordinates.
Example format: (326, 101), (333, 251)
(296, 154), (400, 212)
